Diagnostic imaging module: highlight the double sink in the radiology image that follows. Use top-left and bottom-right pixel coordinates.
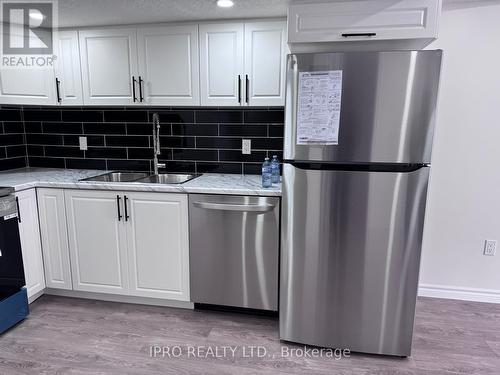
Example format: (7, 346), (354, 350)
(80, 172), (199, 185)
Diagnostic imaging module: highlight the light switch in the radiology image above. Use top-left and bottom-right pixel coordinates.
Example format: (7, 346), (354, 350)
(79, 136), (88, 151)
(242, 139), (251, 155)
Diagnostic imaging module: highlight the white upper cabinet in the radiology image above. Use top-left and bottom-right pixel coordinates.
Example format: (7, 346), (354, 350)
(125, 192), (190, 301)
(0, 68), (56, 105)
(16, 189), (45, 300)
(137, 25), (200, 106)
(79, 28), (139, 105)
(288, 0), (441, 44)
(37, 188), (73, 290)
(55, 30), (83, 105)
(244, 21), (287, 106)
(199, 23), (244, 106)
(65, 190), (129, 295)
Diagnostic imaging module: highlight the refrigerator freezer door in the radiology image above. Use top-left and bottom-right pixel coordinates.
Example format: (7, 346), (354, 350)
(284, 51), (442, 164)
(280, 164), (430, 356)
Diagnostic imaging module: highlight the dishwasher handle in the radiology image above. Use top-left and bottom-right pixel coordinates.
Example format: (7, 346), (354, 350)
(193, 201), (275, 213)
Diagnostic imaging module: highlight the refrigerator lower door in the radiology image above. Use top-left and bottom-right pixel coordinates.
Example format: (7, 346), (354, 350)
(280, 164), (430, 356)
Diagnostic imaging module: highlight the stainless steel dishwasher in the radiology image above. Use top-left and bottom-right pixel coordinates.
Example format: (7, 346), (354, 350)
(189, 194), (280, 311)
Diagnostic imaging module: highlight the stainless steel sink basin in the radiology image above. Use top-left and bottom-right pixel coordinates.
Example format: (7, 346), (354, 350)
(80, 172), (149, 183)
(135, 173), (198, 184)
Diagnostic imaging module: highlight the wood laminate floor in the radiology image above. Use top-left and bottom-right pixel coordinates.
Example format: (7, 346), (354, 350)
(0, 295), (499, 374)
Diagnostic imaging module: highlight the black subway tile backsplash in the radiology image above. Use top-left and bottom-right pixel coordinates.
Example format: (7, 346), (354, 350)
(43, 122), (83, 134)
(84, 123), (127, 135)
(149, 111), (194, 123)
(62, 110), (104, 122)
(105, 135), (150, 148)
(85, 147), (127, 160)
(24, 109), (61, 122)
(196, 110), (243, 124)
(244, 110), (284, 123)
(104, 110), (148, 123)
(172, 124), (218, 136)
(1, 105), (284, 174)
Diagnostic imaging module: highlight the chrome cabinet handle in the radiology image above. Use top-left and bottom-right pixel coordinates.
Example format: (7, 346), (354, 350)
(193, 201), (275, 213)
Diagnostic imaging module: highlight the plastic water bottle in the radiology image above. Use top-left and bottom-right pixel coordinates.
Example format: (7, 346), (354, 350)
(271, 155), (280, 184)
(262, 158), (272, 188)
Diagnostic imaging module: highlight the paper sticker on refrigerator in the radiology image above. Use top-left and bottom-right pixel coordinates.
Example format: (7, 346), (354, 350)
(296, 70), (342, 146)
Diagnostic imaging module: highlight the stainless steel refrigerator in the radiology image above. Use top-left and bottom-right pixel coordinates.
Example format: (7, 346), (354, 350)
(280, 51), (442, 357)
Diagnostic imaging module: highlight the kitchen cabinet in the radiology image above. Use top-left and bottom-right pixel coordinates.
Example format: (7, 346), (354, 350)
(64, 190), (190, 301)
(244, 21), (287, 106)
(288, 0), (441, 45)
(15, 189), (45, 300)
(37, 188), (72, 290)
(200, 20), (287, 106)
(199, 23), (244, 106)
(0, 68), (56, 105)
(137, 25), (200, 106)
(64, 190), (129, 295)
(125, 192), (190, 301)
(79, 28), (139, 105)
(55, 30), (83, 105)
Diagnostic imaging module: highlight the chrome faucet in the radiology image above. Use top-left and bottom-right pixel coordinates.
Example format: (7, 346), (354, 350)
(152, 113), (165, 175)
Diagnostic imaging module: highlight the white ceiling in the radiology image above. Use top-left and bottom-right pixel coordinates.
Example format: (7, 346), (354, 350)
(58, 0), (291, 28)
(56, 0), (500, 28)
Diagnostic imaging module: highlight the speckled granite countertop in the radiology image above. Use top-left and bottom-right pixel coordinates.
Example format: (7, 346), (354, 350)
(0, 168), (282, 196)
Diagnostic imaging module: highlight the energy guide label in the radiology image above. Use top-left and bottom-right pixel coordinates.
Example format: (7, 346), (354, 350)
(296, 70), (343, 145)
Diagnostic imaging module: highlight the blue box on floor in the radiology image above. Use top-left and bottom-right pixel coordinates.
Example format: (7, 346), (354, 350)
(0, 288), (29, 334)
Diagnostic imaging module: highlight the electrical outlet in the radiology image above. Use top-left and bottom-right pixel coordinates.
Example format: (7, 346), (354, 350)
(484, 240), (497, 256)
(79, 137), (88, 151)
(242, 139), (251, 155)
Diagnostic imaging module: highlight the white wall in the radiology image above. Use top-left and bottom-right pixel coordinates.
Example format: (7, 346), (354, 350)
(419, 1), (500, 303)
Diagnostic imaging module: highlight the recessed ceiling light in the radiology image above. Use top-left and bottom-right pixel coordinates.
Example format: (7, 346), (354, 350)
(217, 0), (234, 8)
(29, 10), (45, 21)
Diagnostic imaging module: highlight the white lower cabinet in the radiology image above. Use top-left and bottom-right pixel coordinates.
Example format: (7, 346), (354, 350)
(64, 190), (129, 295)
(37, 188), (73, 290)
(63, 190), (190, 301)
(16, 189), (45, 300)
(126, 192), (190, 301)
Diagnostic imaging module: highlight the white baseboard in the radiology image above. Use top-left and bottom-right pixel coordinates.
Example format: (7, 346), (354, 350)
(44, 288), (195, 309)
(28, 289), (45, 304)
(418, 284), (500, 304)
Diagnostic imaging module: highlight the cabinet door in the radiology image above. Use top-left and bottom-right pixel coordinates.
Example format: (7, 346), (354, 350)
(125, 193), (189, 301)
(288, 0), (441, 43)
(16, 189), (45, 300)
(37, 188), (72, 290)
(0, 69), (56, 105)
(55, 30), (83, 105)
(137, 25), (200, 106)
(199, 23), (244, 106)
(244, 21), (287, 106)
(65, 190), (129, 295)
(79, 28), (139, 105)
